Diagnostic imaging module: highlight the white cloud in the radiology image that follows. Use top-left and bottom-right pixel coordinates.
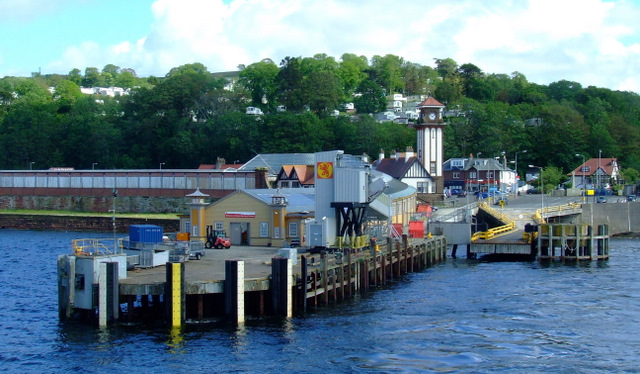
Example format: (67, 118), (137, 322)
(45, 0), (640, 92)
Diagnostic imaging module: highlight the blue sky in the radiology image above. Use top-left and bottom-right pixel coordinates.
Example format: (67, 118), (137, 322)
(1, 0), (640, 93)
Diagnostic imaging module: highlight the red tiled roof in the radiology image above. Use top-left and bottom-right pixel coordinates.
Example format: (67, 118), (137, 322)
(198, 164), (243, 170)
(280, 164), (315, 186)
(570, 157), (617, 176)
(417, 96), (445, 108)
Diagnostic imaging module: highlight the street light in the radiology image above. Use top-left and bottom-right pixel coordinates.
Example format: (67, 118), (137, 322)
(159, 162), (165, 170)
(92, 162), (97, 170)
(576, 153), (585, 202)
(29, 161), (34, 170)
(514, 150), (527, 197)
(598, 149), (602, 193)
(530, 165), (544, 223)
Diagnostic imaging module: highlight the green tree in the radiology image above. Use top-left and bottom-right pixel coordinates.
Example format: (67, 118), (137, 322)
(301, 71), (342, 115)
(82, 67), (100, 87)
(338, 53), (368, 97)
(67, 68), (83, 85)
(114, 70), (136, 88)
(276, 56), (304, 111)
(238, 59), (279, 111)
(354, 79), (386, 114)
(371, 54), (404, 95)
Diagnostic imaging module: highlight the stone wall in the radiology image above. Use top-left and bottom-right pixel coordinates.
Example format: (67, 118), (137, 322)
(0, 214), (179, 233)
(0, 195), (191, 214)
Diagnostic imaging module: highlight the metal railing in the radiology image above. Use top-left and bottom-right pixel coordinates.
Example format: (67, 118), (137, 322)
(532, 202), (582, 224)
(72, 238), (122, 256)
(471, 202), (516, 241)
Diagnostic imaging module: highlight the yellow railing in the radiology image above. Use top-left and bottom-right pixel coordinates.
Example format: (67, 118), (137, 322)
(472, 202), (517, 241)
(334, 235), (370, 249)
(72, 238), (121, 256)
(471, 221), (516, 241)
(533, 202), (582, 224)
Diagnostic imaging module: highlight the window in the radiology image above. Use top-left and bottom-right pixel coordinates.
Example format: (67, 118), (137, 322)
(215, 221), (223, 231)
(581, 166), (590, 173)
(451, 159), (464, 168)
(288, 222), (298, 237)
(469, 171), (477, 179)
(430, 162), (436, 174)
(184, 221), (191, 235)
(260, 222), (269, 237)
(453, 172), (460, 178)
(292, 181), (300, 188)
(487, 171), (494, 178)
(417, 182), (429, 193)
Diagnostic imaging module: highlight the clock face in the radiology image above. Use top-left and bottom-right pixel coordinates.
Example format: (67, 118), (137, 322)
(428, 112), (437, 120)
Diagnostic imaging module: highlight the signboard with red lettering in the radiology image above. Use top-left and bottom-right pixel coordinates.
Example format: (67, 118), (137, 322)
(225, 212), (256, 218)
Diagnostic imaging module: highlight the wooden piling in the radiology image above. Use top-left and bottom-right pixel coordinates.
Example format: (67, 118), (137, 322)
(271, 257), (292, 318)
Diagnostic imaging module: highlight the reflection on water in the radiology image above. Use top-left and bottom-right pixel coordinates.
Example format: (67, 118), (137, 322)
(167, 327), (185, 355)
(1, 230), (640, 373)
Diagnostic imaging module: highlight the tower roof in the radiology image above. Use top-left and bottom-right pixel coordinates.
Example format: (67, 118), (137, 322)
(417, 96), (445, 108)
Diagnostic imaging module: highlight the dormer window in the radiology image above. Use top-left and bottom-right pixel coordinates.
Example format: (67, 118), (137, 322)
(581, 166), (590, 173)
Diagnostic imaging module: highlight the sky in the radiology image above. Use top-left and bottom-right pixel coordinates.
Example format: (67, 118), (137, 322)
(1, 0), (640, 93)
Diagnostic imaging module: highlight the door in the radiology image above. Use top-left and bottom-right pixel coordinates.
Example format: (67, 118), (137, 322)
(230, 222), (242, 245)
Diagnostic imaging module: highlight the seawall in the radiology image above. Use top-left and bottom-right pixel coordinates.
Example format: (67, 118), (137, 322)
(0, 213), (179, 233)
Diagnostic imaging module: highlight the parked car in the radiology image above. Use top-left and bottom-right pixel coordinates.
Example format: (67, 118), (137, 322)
(627, 195), (637, 202)
(597, 196), (608, 203)
(457, 190), (467, 197)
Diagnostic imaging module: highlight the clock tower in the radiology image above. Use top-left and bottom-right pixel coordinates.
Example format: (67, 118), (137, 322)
(413, 96), (446, 193)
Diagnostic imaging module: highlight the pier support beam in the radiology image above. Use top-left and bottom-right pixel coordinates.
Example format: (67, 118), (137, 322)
(225, 260), (245, 324)
(98, 261), (119, 327)
(57, 255), (76, 321)
(165, 262), (185, 327)
(271, 257), (292, 318)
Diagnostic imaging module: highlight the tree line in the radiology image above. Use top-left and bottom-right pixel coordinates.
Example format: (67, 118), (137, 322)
(0, 54), (639, 184)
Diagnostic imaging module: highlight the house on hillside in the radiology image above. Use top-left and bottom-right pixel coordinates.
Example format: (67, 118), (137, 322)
(569, 157), (619, 190)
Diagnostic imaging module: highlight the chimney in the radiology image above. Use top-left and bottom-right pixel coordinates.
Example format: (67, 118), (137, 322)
(379, 149), (385, 161)
(216, 157), (225, 169)
(254, 167), (269, 189)
(391, 150), (397, 159)
(405, 146), (414, 160)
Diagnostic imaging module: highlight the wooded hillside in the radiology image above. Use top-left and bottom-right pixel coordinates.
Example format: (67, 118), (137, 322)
(1, 54), (638, 181)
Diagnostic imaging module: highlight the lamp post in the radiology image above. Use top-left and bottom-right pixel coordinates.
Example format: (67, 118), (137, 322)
(530, 165), (544, 223)
(514, 150), (527, 197)
(159, 162), (165, 170)
(576, 153), (585, 202)
(29, 161), (34, 170)
(598, 149), (602, 193)
(92, 162), (97, 170)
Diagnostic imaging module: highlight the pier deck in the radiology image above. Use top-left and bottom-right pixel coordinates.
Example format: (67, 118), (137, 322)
(59, 236), (448, 326)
